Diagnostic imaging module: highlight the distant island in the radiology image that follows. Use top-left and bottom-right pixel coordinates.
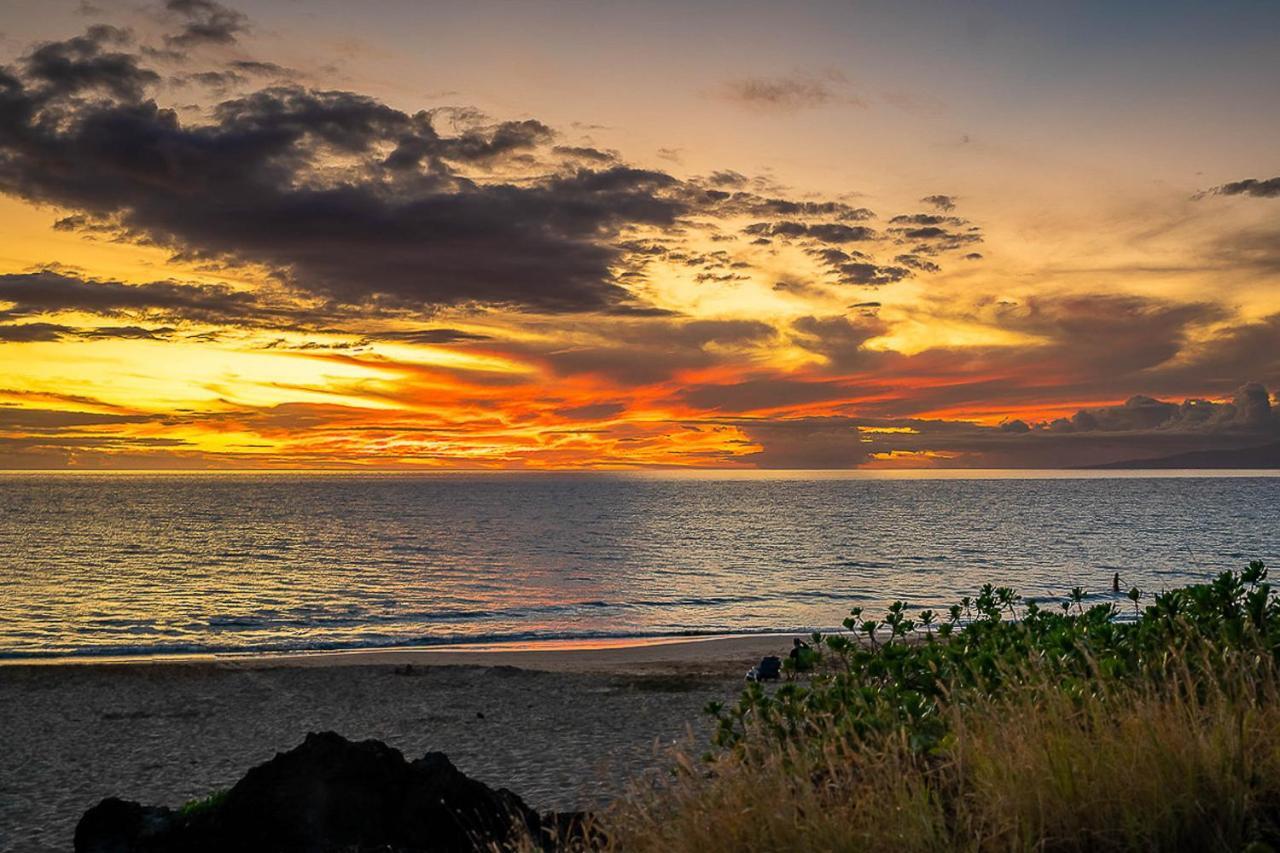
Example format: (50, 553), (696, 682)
(1088, 441), (1280, 469)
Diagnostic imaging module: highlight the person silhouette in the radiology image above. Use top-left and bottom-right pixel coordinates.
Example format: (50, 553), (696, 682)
(1112, 572), (1121, 593)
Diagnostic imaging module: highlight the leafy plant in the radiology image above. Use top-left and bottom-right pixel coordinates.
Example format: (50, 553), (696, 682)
(708, 561), (1277, 757)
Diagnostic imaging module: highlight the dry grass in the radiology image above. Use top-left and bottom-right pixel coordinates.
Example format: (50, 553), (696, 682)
(591, 654), (1280, 853)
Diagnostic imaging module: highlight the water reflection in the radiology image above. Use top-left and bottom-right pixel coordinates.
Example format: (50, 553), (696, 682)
(0, 472), (1277, 658)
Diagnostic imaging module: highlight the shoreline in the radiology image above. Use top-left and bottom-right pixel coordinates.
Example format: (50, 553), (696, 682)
(0, 632), (806, 673)
(0, 633), (792, 852)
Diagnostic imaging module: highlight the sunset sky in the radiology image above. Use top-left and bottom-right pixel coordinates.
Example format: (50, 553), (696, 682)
(0, 0), (1277, 469)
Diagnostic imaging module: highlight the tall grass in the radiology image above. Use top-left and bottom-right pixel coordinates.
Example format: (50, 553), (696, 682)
(587, 562), (1280, 852)
(602, 652), (1280, 852)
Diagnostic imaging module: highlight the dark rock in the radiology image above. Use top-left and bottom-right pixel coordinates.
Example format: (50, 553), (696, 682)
(74, 798), (176, 853)
(74, 731), (588, 852)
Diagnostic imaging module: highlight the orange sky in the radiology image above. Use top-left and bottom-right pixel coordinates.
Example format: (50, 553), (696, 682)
(0, 0), (1277, 469)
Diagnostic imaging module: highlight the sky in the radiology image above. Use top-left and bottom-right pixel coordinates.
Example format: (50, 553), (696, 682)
(0, 0), (1277, 469)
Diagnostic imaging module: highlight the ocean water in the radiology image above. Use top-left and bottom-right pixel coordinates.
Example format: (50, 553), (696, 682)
(1, 471), (1277, 660)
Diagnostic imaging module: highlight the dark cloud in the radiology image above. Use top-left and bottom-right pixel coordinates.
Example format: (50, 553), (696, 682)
(718, 194), (874, 221)
(164, 0), (249, 48)
(176, 69), (244, 89)
(551, 145), (616, 164)
(885, 209), (983, 259)
(830, 258), (910, 286)
(920, 194), (955, 212)
(888, 213), (966, 227)
(81, 324), (174, 339)
(21, 25), (158, 101)
(1198, 177), (1280, 200)
(706, 170), (748, 188)
(552, 402), (627, 420)
(737, 417), (870, 468)
(888, 224), (983, 253)
(1, 28), (940, 316)
(790, 314), (886, 372)
(0, 322), (74, 342)
(674, 377), (858, 412)
(363, 328), (491, 345)
(0, 406), (153, 429)
(228, 60), (291, 76)
(1045, 384), (1275, 434)
(894, 254), (941, 273)
(0, 321), (173, 342)
(0, 18), (1027, 443)
(0, 270), (258, 323)
(0, 46), (700, 313)
(733, 382), (1279, 468)
(743, 221), (877, 243)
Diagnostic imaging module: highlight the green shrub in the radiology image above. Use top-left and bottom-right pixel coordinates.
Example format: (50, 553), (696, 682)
(708, 561), (1276, 757)
(596, 561), (1280, 852)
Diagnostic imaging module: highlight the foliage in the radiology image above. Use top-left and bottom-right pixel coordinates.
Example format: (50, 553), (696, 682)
(707, 561), (1275, 756)
(177, 788), (228, 819)
(599, 561), (1280, 852)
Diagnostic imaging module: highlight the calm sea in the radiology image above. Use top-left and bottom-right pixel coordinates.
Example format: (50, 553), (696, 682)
(1, 471), (1277, 660)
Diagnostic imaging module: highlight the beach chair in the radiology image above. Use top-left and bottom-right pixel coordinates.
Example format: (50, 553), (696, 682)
(746, 655), (782, 682)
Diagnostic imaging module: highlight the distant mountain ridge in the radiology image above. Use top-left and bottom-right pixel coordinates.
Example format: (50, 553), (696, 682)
(1088, 441), (1280, 469)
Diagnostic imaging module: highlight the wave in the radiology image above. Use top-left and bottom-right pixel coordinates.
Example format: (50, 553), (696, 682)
(0, 624), (829, 663)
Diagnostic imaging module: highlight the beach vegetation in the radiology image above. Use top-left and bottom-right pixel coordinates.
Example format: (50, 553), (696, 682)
(176, 788), (228, 819)
(599, 561), (1280, 852)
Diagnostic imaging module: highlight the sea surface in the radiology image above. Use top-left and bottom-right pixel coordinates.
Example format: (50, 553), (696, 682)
(1, 470), (1278, 660)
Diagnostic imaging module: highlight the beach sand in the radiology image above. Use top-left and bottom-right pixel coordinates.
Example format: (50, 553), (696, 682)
(0, 634), (798, 853)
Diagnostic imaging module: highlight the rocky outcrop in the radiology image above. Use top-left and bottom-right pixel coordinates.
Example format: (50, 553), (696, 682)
(74, 731), (594, 852)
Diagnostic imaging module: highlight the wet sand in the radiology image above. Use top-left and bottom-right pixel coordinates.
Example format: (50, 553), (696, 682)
(0, 635), (798, 853)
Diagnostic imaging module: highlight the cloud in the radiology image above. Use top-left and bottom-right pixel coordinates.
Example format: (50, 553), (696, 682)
(1, 27), (966, 317)
(0, 321), (176, 342)
(0, 270), (258, 322)
(228, 60), (291, 76)
(0, 52), (692, 313)
(732, 382), (1279, 469)
(920, 194), (956, 211)
(814, 252), (911, 286)
(552, 402), (627, 420)
(515, 317), (777, 385)
(737, 417), (870, 468)
(0, 406), (154, 429)
(790, 314), (887, 372)
(363, 328), (491, 345)
(894, 254), (941, 273)
(1044, 387), (1274, 434)
(674, 377), (859, 412)
(1198, 177), (1280, 199)
(164, 0), (249, 48)
(743, 221), (877, 243)
(0, 322), (74, 342)
(20, 25), (158, 101)
(717, 71), (859, 113)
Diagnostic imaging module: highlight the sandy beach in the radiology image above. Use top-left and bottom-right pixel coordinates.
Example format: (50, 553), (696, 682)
(0, 635), (796, 853)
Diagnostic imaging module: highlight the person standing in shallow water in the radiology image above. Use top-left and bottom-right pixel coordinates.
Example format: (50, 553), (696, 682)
(1113, 572), (1122, 593)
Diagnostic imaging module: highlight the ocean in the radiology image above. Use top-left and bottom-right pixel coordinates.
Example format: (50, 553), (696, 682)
(1, 470), (1277, 660)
